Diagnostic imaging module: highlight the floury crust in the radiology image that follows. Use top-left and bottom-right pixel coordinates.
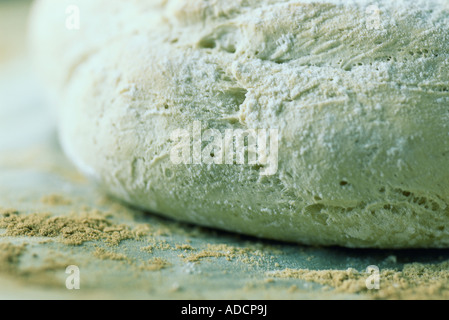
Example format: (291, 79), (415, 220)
(169, 121), (279, 176)
(31, 0), (449, 248)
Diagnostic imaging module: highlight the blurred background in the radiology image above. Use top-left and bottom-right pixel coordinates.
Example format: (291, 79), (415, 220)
(0, 0), (53, 152)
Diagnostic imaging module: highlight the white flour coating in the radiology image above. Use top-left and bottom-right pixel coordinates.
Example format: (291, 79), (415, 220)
(30, 0), (449, 248)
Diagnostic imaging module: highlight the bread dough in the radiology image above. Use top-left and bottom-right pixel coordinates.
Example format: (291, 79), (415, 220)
(30, 0), (449, 248)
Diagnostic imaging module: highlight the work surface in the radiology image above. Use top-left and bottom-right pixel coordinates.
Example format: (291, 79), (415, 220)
(1, 0), (449, 300)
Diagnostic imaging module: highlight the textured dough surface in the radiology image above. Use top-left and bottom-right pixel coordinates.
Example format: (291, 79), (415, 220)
(30, 0), (449, 248)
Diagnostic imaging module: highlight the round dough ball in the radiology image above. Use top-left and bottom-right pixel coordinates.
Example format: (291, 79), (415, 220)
(30, 0), (449, 248)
